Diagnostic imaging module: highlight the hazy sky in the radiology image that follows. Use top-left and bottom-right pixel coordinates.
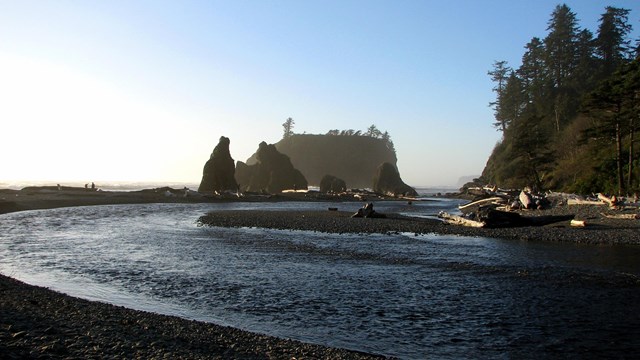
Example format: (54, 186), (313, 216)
(1, 1), (639, 187)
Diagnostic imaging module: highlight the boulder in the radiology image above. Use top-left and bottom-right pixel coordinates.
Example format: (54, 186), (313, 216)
(235, 142), (308, 193)
(319, 175), (347, 193)
(198, 136), (238, 193)
(372, 162), (418, 197)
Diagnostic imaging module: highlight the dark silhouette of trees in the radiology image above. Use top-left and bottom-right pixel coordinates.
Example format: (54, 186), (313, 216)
(596, 7), (633, 76)
(365, 124), (382, 138)
(282, 117), (295, 139)
(582, 59), (640, 194)
(484, 4), (638, 193)
(488, 60), (512, 132)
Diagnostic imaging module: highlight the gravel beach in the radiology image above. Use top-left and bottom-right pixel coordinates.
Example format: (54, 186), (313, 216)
(0, 274), (387, 359)
(197, 204), (640, 245)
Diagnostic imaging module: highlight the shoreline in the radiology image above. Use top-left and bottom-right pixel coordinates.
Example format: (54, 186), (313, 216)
(3, 186), (640, 246)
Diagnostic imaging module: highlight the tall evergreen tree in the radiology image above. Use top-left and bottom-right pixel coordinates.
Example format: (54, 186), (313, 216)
(518, 37), (547, 111)
(595, 6), (633, 76)
(544, 4), (581, 132)
(282, 117), (295, 139)
(488, 60), (512, 132)
(498, 71), (525, 129)
(571, 29), (598, 94)
(544, 4), (580, 89)
(582, 60), (640, 194)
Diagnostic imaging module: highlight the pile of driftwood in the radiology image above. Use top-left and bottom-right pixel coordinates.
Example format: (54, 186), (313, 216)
(440, 186), (639, 228)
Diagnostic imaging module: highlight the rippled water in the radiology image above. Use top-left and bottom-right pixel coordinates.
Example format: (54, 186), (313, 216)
(1, 200), (640, 359)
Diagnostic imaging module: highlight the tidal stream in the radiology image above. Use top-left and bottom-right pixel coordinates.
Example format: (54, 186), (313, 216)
(1, 200), (639, 359)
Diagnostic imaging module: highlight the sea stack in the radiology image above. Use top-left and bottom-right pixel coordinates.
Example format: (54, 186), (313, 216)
(235, 142), (308, 193)
(198, 136), (238, 193)
(319, 174), (347, 193)
(372, 162), (418, 197)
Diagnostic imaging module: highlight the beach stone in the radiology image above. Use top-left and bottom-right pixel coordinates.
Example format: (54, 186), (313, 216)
(372, 162), (418, 197)
(319, 175), (347, 193)
(198, 136), (238, 194)
(235, 142), (308, 193)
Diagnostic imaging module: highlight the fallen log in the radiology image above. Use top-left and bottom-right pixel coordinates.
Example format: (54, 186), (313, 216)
(439, 209), (574, 228)
(601, 213), (640, 220)
(598, 193), (619, 208)
(567, 199), (604, 206)
(438, 212), (485, 228)
(570, 220), (587, 227)
(458, 196), (505, 214)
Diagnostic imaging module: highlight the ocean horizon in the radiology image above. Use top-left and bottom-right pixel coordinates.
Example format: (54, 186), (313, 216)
(0, 180), (459, 194)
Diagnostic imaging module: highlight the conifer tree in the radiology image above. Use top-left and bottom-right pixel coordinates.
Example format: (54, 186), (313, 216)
(282, 117), (295, 139)
(488, 60), (512, 132)
(518, 37), (547, 112)
(544, 4), (580, 89)
(595, 7), (633, 76)
(544, 4), (580, 132)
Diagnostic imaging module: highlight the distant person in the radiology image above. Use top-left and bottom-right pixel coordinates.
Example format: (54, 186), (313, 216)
(91, 182), (95, 190)
(85, 183), (88, 190)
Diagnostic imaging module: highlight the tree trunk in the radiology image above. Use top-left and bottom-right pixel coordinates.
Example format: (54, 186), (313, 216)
(616, 120), (623, 195)
(629, 113), (636, 192)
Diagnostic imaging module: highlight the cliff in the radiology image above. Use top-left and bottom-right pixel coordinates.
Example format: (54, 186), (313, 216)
(247, 134), (399, 189)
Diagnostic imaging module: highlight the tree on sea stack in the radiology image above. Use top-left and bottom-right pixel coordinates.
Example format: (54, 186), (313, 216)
(282, 117), (295, 139)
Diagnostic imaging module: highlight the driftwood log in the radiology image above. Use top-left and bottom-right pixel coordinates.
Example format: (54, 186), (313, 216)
(598, 193), (619, 208)
(438, 212), (485, 227)
(440, 208), (574, 228)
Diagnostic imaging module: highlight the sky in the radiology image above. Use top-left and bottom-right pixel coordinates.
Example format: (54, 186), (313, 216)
(1, 1), (639, 187)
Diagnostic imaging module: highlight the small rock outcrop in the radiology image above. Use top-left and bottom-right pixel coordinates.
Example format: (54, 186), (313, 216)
(198, 136), (238, 193)
(372, 162), (418, 197)
(235, 142), (308, 193)
(319, 175), (347, 193)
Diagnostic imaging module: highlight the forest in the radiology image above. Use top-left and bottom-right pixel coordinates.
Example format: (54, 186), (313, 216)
(482, 4), (640, 195)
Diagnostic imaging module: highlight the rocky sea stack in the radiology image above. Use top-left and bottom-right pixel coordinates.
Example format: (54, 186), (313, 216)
(235, 142), (308, 193)
(198, 136), (238, 193)
(263, 134), (398, 188)
(373, 162), (418, 197)
(319, 175), (347, 193)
